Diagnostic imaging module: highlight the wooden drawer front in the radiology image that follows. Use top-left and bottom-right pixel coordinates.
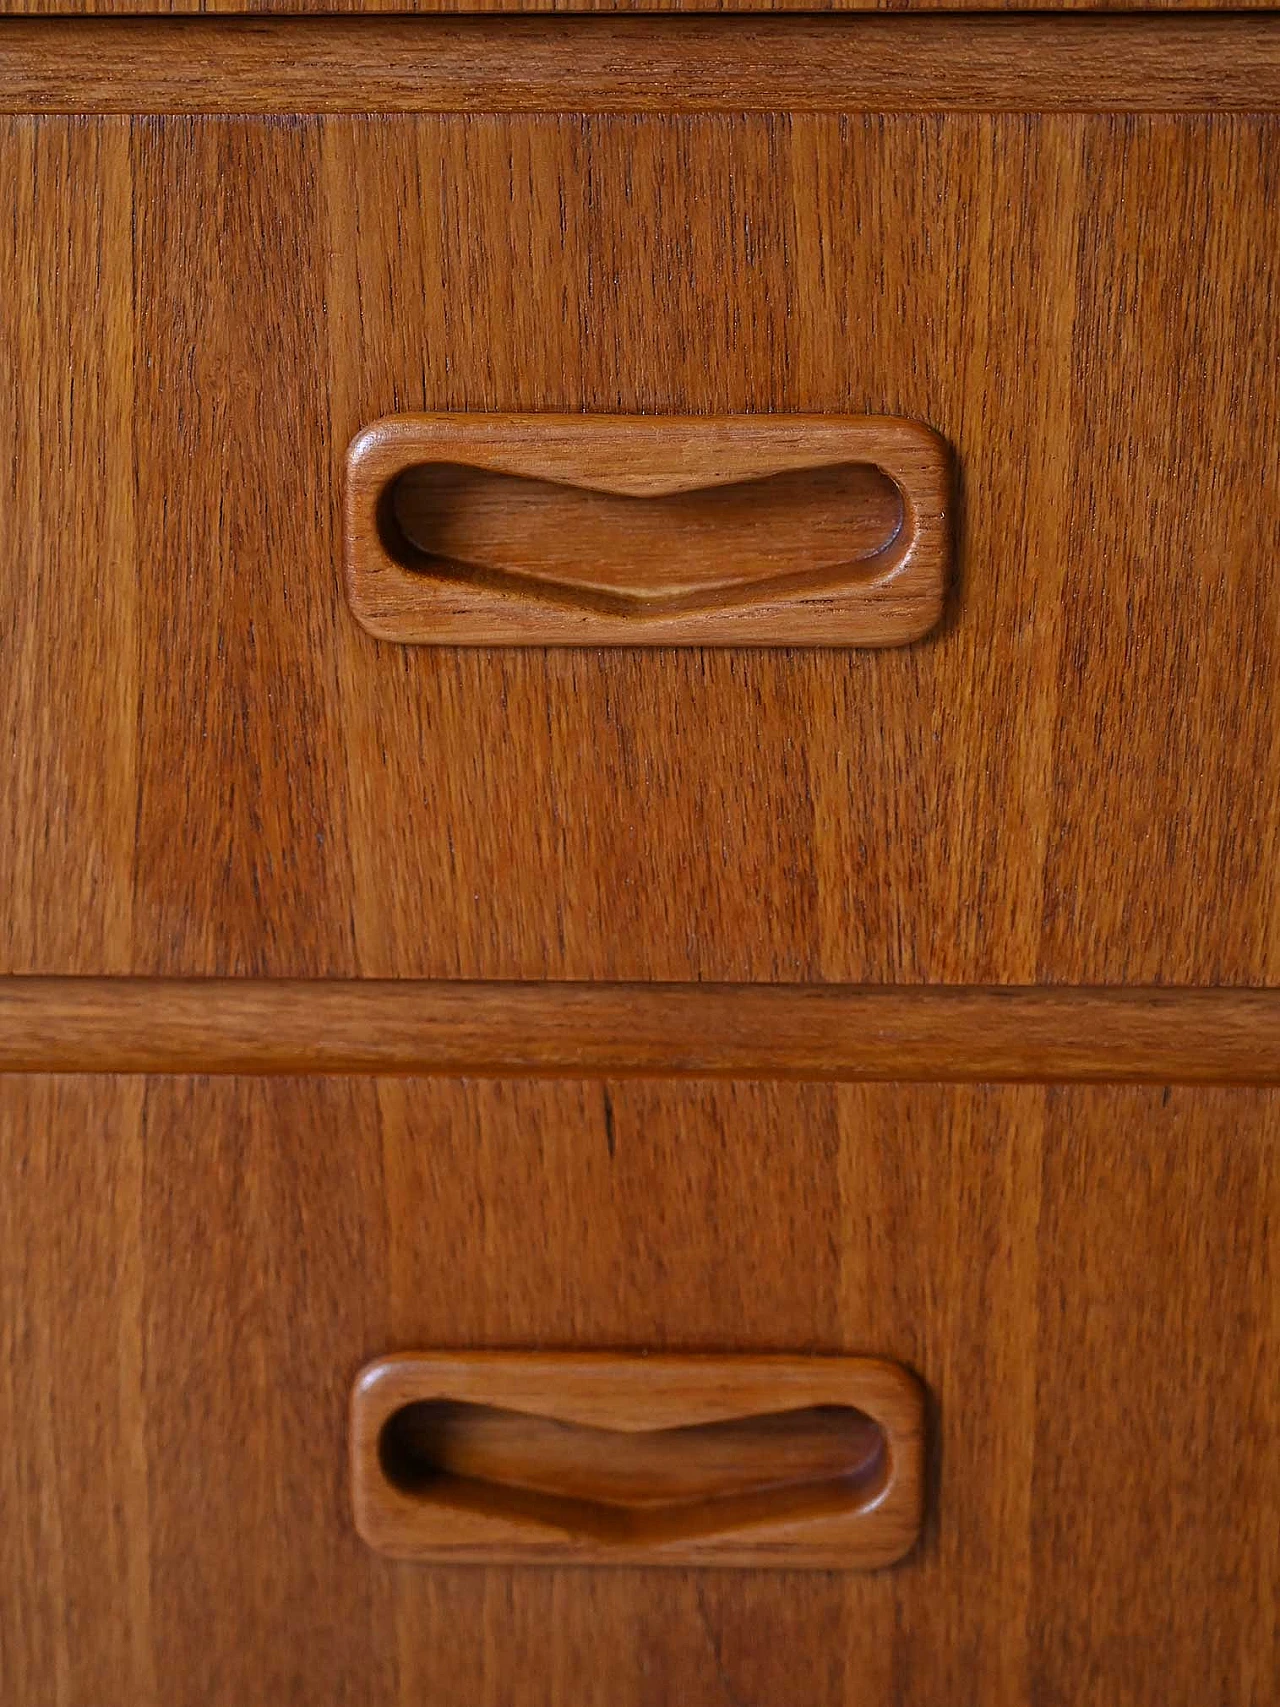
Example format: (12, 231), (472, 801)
(3, 97), (1279, 985)
(1, 1075), (1276, 1702)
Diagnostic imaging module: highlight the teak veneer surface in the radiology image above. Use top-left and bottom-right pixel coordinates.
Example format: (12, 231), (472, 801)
(2, 0), (1274, 15)
(2, 33), (1278, 1703)
(2, 104), (1278, 983)
(1, 1077), (1276, 1702)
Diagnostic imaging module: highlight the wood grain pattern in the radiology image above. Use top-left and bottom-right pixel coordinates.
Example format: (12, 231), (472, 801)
(1, 1076), (1275, 1700)
(347, 413), (950, 645)
(0, 119), (138, 975)
(3, 978), (1280, 1082)
(351, 1352), (924, 1566)
(3, 109), (1279, 983)
(4, 0), (1274, 15)
(1, 29), (1277, 1704)
(1, 18), (1278, 114)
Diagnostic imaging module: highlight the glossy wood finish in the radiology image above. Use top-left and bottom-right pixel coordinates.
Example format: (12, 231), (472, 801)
(351, 1352), (924, 1565)
(4, 978), (1280, 1081)
(4, 0), (1273, 14)
(2, 27), (1278, 1701)
(2, 17), (1278, 113)
(1, 1076), (1276, 1700)
(347, 413), (949, 645)
(3, 110), (1278, 984)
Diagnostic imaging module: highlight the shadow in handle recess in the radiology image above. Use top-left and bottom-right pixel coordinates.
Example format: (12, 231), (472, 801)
(384, 459), (906, 616)
(378, 1398), (890, 1545)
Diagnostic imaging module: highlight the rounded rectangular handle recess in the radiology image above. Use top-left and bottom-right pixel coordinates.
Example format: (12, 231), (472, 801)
(344, 413), (952, 647)
(350, 1351), (926, 1569)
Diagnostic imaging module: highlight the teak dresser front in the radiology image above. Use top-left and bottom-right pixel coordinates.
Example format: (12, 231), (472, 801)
(1, 5), (1278, 1703)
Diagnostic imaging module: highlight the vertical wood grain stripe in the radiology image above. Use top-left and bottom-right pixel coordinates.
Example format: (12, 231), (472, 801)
(1, 980), (1278, 1081)
(0, 17), (1277, 114)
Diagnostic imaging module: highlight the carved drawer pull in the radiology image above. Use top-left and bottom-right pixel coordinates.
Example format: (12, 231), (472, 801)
(350, 1351), (925, 1568)
(344, 413), (951, 647)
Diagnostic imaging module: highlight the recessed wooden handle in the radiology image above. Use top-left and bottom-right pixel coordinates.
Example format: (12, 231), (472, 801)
(350, 1352), (925, 1568)
(344, 413), (951, 647)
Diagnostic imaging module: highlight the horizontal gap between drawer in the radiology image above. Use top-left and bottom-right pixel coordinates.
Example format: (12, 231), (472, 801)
(1, 979), (1277, 1082)
(0, 16), (1277, 115)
